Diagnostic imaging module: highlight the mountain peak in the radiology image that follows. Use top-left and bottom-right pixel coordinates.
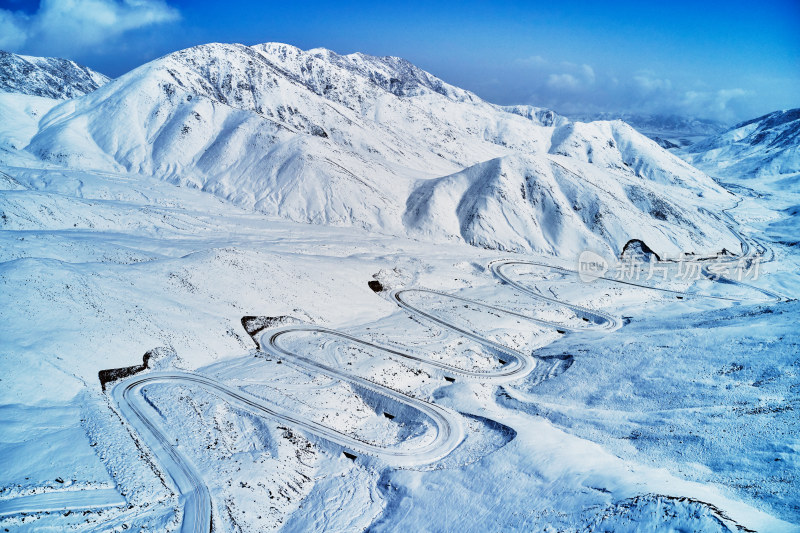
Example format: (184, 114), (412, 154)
(249, 42), (478, 102)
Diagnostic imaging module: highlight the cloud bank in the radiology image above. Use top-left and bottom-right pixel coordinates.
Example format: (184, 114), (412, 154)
(0, 0), (179, 57)
(505, 57), (753, 124)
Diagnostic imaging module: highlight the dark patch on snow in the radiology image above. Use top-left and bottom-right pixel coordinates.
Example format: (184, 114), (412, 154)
(367, 280), (384, 293)
(98, 351), (153, 392)
(584, 493), (756, 533)
(651, 136), (681, 150)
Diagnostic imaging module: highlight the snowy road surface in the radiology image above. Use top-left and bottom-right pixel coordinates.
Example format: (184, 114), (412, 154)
(0, 488), (125, 517)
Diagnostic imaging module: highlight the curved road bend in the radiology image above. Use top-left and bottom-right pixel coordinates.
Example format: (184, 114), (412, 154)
(487, 262), (623, 327)
(113, 367), (465, 532)
(491, 259), (783, 304)
(113, 375), (211, 533)
(265, 324), (536, 383)
(393, 287), (620, 334)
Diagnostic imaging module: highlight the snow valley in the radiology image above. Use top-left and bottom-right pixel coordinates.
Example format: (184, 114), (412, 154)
(0, 44), (798, 532)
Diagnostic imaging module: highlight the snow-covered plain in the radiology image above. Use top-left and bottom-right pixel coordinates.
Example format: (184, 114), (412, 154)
(0, 46), (799, 532)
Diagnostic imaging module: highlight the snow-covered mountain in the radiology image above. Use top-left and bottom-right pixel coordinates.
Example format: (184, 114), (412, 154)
(3, 44), (799, 533)
(15, 43), (738, 257)
(0, 51), (110, 153)
(682, 108), (800, 180)
(0, 50), (109, 99)
(569, 112), (727, 149)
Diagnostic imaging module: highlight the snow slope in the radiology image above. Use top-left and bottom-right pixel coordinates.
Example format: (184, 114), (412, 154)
(0, 93), (60, 153)
(405, 151), (738, 257)
(0, 52), (108, 156)
(20, 42), (737, 257)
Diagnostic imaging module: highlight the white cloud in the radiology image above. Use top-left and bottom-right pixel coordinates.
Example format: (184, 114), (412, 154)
(546, 73), (580, 90)
(510, 56), (755, 122)
(542, 61), (596, 92)
(632, 72), (672, 94)
(0, 0), (179, 56)
(679, 88), (752, 117)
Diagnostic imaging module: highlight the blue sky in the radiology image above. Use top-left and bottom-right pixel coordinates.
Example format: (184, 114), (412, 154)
(1, 0), (798, 123)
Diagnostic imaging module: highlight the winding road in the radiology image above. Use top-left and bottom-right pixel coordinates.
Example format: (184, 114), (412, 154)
(112, 370), (465, 532)
(13, 239), (782, 531)
(102, 260), (628, 532)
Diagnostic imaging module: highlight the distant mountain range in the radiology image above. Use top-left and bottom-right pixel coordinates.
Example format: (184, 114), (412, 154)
(0, 45), (749, 258)
(681, 109), (800, 180)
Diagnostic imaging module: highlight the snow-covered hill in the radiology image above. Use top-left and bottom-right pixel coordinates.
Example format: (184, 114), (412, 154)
(17, 43), (738, 257)
(0, 50), (109, 99)
(569, 112), (727, 149)
(0, 51), (110, 153)
(405, 150), (736, 257)
(0, 92), (60, 153)
(682, 108), (800, 180)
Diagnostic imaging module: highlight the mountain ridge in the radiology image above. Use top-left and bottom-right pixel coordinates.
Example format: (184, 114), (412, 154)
(9, 42), (740, 257)
(0, 50), (109, 100)
(682, 108), (800, 180)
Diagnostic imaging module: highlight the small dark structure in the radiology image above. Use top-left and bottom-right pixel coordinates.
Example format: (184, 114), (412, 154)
(621, 239), (662, 261)
(367, 280), (384, 293)
(343, 451), (357, 461)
